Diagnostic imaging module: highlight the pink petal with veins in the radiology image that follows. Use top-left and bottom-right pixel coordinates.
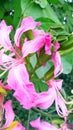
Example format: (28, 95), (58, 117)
(7, 63), (29, 90)
(0, 20), (13, 50)
(22, 35), (45, 57)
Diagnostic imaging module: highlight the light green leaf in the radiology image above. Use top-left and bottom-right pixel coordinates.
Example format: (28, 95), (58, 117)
(36, 17), (57, 31)
(61, 51), (73, 74)
(34, 0), (48, 8)
(21, 0), (61, 25)
(47, 0), (59, 4)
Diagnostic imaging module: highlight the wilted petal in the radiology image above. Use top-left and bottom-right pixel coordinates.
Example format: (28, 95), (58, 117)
(30, 117), (58, 130)
(0, 20), (13, 50)
(14, 16), (41, 47)
(0, 100), (15, 129)
(51, 52), (63, 77)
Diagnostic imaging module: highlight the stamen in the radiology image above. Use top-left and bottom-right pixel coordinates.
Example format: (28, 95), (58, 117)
(56, 87), (73, 105)
(11, 46), (21, 59)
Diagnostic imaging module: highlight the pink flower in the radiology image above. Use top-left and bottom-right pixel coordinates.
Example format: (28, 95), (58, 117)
(14, 16), (51, 57)
(30, 117), (59, 130)
(0, 100), (25, 130)
(48, 79), (68, 118)
(22, 33), (51, 57)
(7, 64), (68, 117)
(34, 87), (55, 109)
(0, 17), (52, 72)
(13, 84), (37, 109)
(0, 20), (13, 50)
(7, 63), (37, 109)
(33, 79), (68, 118)
(14, 16), (41, 47)
(7, 63), (29, 90)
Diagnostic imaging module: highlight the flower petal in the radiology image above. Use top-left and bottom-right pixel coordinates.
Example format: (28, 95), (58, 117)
(34, 88), (55, 109)
(54, 41), (60, 52)
(48, 79), (63, 91)
(0, 100), (15, 129)
(0, 20), (13, 50)
(14, 16), (41, 47)
(7, 63), (29, 90)
(45, 34), (51, 55)
(13, 83), (36, 109)
(30, 117), (58, 130)
(22, 35), (45, 57)
(51, 52), (63, 77)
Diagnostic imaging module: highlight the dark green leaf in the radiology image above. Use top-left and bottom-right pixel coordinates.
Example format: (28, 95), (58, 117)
(13, 0), (22, 28)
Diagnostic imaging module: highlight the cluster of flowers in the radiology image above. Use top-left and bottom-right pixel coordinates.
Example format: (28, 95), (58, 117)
(0, 16), (72, 129)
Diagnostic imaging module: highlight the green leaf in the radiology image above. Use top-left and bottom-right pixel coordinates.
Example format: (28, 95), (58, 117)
(47, 0), (59, 4)
(3, 16), (13, 25)
(36, 17), (57, 31)
(42, 3), (61, 25)
(21, 0), (61, 25)
(31, 77), (48, 92)
(0, 7), (5, 19)
(36, 61), (53, 78)
(61, 51), (73, 74)
(13, 0), (22, 28)
(34, 0), (48, 8)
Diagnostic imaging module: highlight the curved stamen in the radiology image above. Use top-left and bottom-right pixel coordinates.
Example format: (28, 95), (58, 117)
(57, 89), (73, 105)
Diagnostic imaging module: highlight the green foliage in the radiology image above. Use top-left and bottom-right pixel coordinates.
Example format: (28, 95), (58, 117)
(34, 0), (48, 8)
(49, 0), (73, 32)
(61, 51), (73, 74)
(13, 0), (22, 28)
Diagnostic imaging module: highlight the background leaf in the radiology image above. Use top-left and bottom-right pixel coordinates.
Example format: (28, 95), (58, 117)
(61, 51), (73, 74)
(34, 0), (48, 8)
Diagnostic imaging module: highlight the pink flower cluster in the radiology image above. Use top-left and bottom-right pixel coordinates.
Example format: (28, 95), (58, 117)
(0, 16), (70, 129)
